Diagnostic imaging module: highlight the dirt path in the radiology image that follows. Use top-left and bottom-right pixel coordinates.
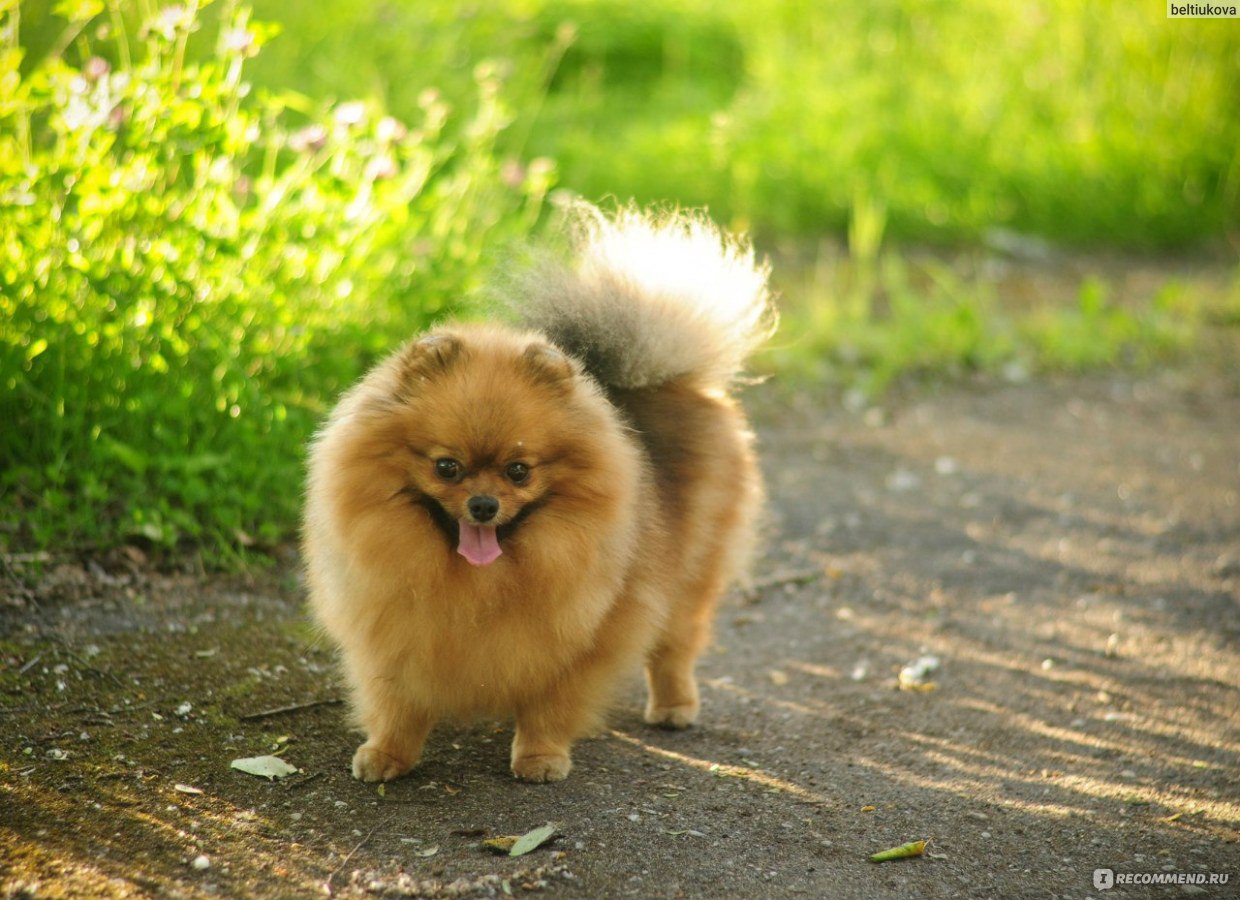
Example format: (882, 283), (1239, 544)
(3, 371), (1238, 898)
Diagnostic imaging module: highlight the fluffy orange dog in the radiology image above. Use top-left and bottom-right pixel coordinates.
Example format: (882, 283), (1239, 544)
(304, 204), (773, 782)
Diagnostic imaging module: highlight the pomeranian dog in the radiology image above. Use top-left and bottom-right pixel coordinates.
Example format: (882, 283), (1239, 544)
(304, 203), (774, 783)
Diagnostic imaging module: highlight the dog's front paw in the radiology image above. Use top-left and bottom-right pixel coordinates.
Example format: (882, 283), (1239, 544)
(644, 700), (699, 730)
(511, 752), (572, 783)
(352, 743), (416, 782)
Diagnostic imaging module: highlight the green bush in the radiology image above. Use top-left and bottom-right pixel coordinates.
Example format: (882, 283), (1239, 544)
(0, 0), (551, 562)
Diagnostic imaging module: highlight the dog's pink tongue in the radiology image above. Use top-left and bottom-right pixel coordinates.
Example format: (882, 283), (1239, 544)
(457, 522), (502, 566)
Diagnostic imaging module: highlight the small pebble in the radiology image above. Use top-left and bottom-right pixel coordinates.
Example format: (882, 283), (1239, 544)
(191, 855), (210, 871)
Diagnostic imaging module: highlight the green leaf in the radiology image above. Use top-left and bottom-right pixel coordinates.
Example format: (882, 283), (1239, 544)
(508, 823), (557, 857)
(101, 437), (149, 476)
(870, 839), (927, 863)
(25, 338), (48, 361)
(52, 0), (104, 24)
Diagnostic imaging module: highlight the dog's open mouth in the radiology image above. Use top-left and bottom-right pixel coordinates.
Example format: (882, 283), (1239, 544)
(458, 511), (534, 566)
(457, 521), (501, 566)
(402, 488), (534, 566)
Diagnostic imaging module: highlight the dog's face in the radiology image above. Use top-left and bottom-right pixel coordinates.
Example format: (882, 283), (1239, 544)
(392, 329), (582, 566)
(313, 324), (639, 575)
(405, 416), (551, 567)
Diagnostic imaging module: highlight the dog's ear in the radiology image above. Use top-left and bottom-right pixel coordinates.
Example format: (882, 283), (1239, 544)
(396, 333), (464, 390)
(521, 342), (577, 390)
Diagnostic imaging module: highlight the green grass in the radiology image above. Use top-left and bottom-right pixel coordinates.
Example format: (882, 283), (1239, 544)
(764, 245), (1228, 396)
(2, 0), (1236, 565)
(237, 0), (1238, 247)
(1, 0), (547, 562)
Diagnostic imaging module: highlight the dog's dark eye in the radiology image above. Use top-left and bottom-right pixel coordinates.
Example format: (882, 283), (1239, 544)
(435, 458), (462, 482)
(505, 462), (530, 485)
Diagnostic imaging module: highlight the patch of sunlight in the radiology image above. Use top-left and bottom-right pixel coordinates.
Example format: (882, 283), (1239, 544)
(608, 730), (826, 804)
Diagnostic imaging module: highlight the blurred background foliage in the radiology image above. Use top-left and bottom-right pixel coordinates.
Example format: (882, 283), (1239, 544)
(2, 0), (1237, 563)
(244, 0), (1238, 246)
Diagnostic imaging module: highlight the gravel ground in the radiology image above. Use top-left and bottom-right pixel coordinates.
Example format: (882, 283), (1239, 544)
(2, 369), (1238, 898)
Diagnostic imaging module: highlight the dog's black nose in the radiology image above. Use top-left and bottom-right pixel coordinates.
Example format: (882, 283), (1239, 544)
(467, 495), (500, 523)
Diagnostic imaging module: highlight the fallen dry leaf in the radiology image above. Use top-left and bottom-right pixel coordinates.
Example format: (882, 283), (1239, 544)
(230, 755), (298, 781)
(482, 824), (558, 857)
(481, 836), (518, 854)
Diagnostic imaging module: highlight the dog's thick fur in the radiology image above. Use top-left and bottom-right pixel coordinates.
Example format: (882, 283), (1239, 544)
(304, 204), (773, 782)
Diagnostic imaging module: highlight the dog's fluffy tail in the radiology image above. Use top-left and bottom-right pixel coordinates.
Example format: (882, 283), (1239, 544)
(507, 202), (775, 391)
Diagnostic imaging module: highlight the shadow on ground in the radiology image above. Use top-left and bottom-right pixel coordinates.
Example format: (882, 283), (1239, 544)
(2, 373), (1238, 898)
